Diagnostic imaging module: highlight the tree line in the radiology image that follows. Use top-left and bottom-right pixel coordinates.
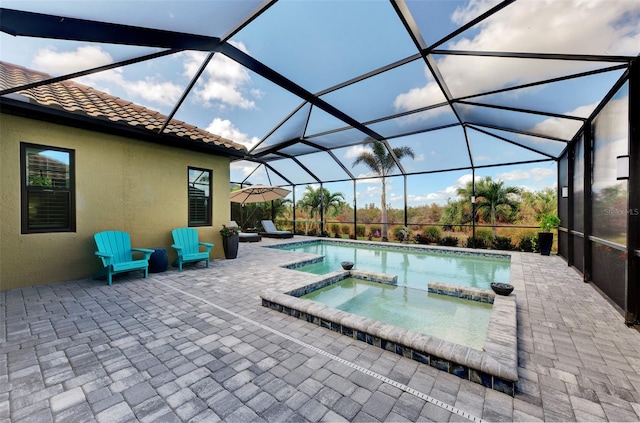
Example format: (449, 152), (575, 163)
(232, 140), (558, 244)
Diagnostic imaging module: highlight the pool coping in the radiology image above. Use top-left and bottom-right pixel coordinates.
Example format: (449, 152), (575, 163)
(260, 243), (518, 396)
(264, 237), (512, 260)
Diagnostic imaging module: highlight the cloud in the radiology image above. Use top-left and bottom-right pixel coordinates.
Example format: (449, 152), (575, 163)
(593, 96), (629, 141)
(85, 70), (183, 107)
(32, 45), (183, 106)
(120, 79), (184, 106)
(530, 168), (555, 181)
(404, 173), (473, 206)
(457, 173), (474, 186)
(528, 115), (583, 141)
(395, 0), (640, 117)
(357, 175), (382, 184)
(569, 102), (599, 119)
(407, 184), (460, 206)
(206, 118), (260, 148)
(393, 81), (446, 111)
(183, 43), (263, 110)
(405, 167), (557, 206)
(344, 144), (370, 159)
(496, 167), (555, 187)
(230, 161), (260, 178)
(497, 169), (530, 182)
(591, 97), (629, 190)
(451, 0), (503, 25)
(33, 45), (113, 74)
(31, 43), (263, 111)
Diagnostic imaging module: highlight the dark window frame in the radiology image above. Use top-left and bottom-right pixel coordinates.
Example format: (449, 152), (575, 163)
(188, 166), (212, 227)
(20, 142), (76, 234)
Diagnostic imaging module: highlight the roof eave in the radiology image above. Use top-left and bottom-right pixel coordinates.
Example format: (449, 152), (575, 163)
(0, 98), (248, 159)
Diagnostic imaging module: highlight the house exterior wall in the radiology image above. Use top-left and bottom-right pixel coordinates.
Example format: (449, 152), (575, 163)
(1, 113), (231, 290)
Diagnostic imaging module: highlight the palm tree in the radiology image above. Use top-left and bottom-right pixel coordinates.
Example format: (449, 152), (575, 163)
(298, 185), (345, 233)
(470, 177), (521, 237)
(439, 198), (472, 231)
(352, 140), (414, 241)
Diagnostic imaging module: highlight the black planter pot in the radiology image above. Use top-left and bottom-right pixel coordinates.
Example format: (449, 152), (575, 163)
(341, 261), (354, 270)
(222, 234), (239, 259)
(538, 232), (554, 256)
(491, 282), (514, 296)
(149, 248), (168, 273)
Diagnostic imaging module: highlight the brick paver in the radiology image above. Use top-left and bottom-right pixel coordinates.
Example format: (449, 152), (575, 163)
(2, 237), (640, 422)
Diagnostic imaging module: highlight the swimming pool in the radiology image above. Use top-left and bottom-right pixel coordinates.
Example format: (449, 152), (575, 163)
(261, 271), (518, 395)
(301, 277), (492, 349)
(261, 239), (519, 395)
(274, 240), (511, 290)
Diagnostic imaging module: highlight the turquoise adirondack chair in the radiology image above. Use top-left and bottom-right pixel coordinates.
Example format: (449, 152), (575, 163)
(93, 231), (154, 285)
(171, 227), (214, 272)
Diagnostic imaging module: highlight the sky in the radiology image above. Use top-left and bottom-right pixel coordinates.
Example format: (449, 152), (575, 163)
(2, 0), (638, 207)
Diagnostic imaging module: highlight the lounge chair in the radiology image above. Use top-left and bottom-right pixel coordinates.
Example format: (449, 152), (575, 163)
(259, 220), (293, 239)
(171, 227), (213, 271)
(93, 230), (154, 285)
(230, 221), (261, 243)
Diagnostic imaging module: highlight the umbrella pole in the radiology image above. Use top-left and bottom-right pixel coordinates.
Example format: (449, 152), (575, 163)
(242, 204), (259, 229)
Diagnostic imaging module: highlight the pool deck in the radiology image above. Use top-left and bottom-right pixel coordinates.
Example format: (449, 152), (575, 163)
(3, 237), (640, 422)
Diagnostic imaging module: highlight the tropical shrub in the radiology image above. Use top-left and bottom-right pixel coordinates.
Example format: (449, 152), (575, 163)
(538, 213), (561, 232)
(475, 228), (494, 244)
(356, 225), (366, 237)
(341, 224), (350, 235)
(492, 236), (515, 250)
(393, 226), (411, 242)
(466, 236), (488, 249)
(330, 223), (341, 235)
(438, 235), (459, 247)
(519, 235), (537, 252)
(414, 234), (430, 244)
(424, 226), (442, 243)
(415, 226), (441, 244)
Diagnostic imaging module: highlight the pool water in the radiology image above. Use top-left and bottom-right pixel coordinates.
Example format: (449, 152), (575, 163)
(278, 241), (510, 290)
(301, 278), (492, 349)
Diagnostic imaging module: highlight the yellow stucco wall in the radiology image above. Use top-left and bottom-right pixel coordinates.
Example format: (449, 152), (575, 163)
(0, 113), (232, 290)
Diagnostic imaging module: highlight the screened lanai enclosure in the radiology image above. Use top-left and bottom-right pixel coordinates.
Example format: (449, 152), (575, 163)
(1, 1), (638, 320)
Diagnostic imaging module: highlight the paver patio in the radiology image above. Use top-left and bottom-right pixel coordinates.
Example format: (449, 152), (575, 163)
(2, 237), (640, 422)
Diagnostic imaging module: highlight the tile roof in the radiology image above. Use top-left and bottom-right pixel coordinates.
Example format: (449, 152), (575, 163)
(0, 61), (247, 154)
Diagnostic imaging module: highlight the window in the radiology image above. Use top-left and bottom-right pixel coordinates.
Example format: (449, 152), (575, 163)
(21, 143), (75, 233)
(188, 167), (212, 226)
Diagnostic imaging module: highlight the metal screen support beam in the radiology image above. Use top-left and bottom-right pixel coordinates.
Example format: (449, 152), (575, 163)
(292, 184), (297, 234)
(219, 42), (389, 147)
(320, 183), (325, 236)
(626, 59), (639, 325)
(583, 122), (593, 283)
(353, 181), (358, 240)
(567, 144), (575, 267)
(161, 52), (216, 135)
(0, 8), (222, 51)
(472, 168), (476, 248)
(0, 49), (181, 96)
(404, 175), (408, 229)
